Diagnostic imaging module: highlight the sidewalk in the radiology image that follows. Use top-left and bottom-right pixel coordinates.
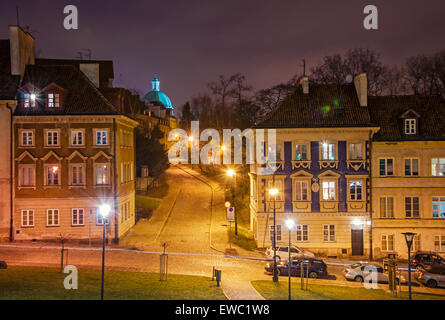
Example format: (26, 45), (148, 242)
(222, 275), (265, 300)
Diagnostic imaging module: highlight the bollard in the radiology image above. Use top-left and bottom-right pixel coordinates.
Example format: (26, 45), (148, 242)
(212, 266), (215, 281)
(216, 269), (222, 287)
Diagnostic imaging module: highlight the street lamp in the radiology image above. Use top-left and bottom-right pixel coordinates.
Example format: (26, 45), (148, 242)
(226, 169), (238, 235)
(285, 218), (295, 300)
(99, 203), (111, 300)
(402, 232), (416, 300)
(269, 187), (279, 282)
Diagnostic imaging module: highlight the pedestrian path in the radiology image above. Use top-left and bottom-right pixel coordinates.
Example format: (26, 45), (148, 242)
(221, 275), (265, 300)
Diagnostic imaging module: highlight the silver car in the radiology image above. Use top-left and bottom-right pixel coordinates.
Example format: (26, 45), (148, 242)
(415, 267), (445, 288)
(265, 245), (315, 261)
(343, 263), (406, 284)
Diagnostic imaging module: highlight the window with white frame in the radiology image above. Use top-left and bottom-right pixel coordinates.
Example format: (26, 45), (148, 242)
(294, 181), (308, 201)
(296, 225), (308, 242)
(322, 181), (336, 201)
(381, 234), (394, 251)
(380, 196), (394, 218)
(47, 93), (60, 108)
(72, 208), (84, 226)
(96, 164), (110, 185)
(269, 225), (282, 243)
(405, 197), (420, 218)
(405, 158), (419, 176)
(96, 130), (108, 145)
(97, 210), (109, 225)
(46, 130), (59, 146)
(71, 165), (84, 186)
(47, 209), (59, 226)
(323, 225), (335, 242)
(19, 165), (35, 187)
(21, 210), (34, 227)
(22, 93), (36, 108)
(404, 119), (416, 135)
(321, 143), (335, 160)
(432, 197), (445, 218)
(434, 236), (445, 252)
(21, 131), (34, 146)
(349, 143), (363, 160)
(45, 166), (60, 185)
(268, 143), (282, 160)
(71, 130), (84, 146)
(379, 158), (394, 176)
(295, 144), (308, 161)
(432, 158), (445, 176)
(349, 181), (363, 201)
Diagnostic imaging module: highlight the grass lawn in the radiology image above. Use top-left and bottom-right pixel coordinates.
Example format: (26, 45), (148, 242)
(0, 266), (226, 300)
(252, 281), (445, 300)
(228, 226), (257, 251)
(135, 195), (160, 210)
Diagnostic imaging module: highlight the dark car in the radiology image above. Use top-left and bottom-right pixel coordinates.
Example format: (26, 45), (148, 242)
(411, 252), (445, 269)
(265, 258), (328, 279)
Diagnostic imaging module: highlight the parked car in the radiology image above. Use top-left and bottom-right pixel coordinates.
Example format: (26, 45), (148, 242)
(265, 245), (315, 261)
(411, 252), (445, 269)
(415, 266), (445, 288)
(343, 263), (406, 284)
(265, 258), (328, 279)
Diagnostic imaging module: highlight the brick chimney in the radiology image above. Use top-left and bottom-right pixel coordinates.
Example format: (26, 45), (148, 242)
(300, 76), (309, 94)
(9, 26), (35, 79)
(354, 73), (367, 107)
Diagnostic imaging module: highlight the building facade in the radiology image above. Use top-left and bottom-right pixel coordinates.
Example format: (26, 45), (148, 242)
(12, 64), (138, 242)
(250, 75), (379, 258)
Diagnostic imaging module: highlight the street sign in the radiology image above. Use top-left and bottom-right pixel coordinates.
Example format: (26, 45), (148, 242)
(227, 207), (235, 222)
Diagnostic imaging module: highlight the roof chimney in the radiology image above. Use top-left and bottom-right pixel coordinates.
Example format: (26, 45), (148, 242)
(354, 73), (367, 107)
(300, 76), (309, 94)
(9, 25), (35, 79)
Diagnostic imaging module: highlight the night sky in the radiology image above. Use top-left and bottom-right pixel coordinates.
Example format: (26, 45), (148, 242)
(1, 0), (444, 109)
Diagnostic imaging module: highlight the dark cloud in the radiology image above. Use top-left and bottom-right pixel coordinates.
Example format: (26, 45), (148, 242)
(1, 0), (444, 107)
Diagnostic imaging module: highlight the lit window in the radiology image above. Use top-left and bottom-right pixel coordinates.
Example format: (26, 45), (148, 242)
(322, 181), (336, 201)
(432, 158), (445, 176)
(72, 208), (84, 226)
(71, 130), (84, 146)
(21, 210), (34, 227)
(349, 143), (363, 160)
(96, 164), (110, 185)
(404, 119), (416, 135)
(295, 144), (308, 160)
(21, 131), (34, 146)
(405, 197), (420, 218)
(382, 234), (394, 251)
(323, 225), (335, 242)
(268, 144), (282, 160)
(380, 197), (394, 218)
(405, 158), (419, 176)
(294, 181), (308, 201)
(96, 130), (108, 145)
(46, 166), (60, 186)
(97, 209), (109, 225)
(379, 158), (394, 176)
(47, 209), (59, 226)
(71, 165), (84, 186)
(349, 181), (363, 201)
(23, 93), (36, 108)
(46, 130), (59, 146)
(433, 197), (445, 218)
(20, 166), (35, 187)
(47, 93), (60, 108)
(296, 225), (308, 242)
(321, 143), (335, 160)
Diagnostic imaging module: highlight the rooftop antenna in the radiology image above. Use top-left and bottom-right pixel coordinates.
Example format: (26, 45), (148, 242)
(16, 6), (20, 27)
(81, 48), (92, 60)
(76, 51), (83, 60)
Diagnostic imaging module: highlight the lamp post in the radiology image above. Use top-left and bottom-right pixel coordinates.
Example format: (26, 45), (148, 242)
(269, 187), (279, 282)
(226, 169), (238, 235)
(99, 203), (111, 300)
(402, 232), (416, 300)
(285, 218), (295, 300)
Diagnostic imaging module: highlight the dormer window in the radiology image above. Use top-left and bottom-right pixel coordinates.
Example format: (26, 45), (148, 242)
(48, 93), (60, 108)
(404, 119), (416, 135)
(22, 93), (36, 108)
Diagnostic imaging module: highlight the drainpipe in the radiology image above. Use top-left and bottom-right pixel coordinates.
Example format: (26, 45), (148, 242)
(6, 103), (13, 241)
(368, 130), (373, 261)
(113, 118), (119, 243)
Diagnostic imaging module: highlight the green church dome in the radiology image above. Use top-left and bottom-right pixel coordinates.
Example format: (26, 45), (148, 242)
(141, 75), (173, 110)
